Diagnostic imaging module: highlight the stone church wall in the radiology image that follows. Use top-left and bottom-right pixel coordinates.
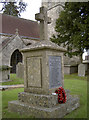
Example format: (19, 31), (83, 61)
(1, 34), (38, 69)
(2, 35), (24, 65)
(0, 33), (38, 81)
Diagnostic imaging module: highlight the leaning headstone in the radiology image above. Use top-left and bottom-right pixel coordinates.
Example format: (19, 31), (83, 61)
(16, 62), (24, 79)
(0, 65), (11, 82)
(78, 63), (87, 76)
(8, 6), (79, 118)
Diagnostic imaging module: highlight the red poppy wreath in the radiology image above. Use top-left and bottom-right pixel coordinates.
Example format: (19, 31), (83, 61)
(55, 87), (66, 103)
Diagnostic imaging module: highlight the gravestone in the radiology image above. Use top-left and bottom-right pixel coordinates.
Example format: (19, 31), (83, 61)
(78, 63), (88, 76)
(16, 62), (24, 79)
(78, 64), (86, 76)
(64, 59), (78, 74)
(0, 65), (11, 82)
(64, 65), (78, 74)
(8, 6), (79, 118)
(82, 60), (89, 76)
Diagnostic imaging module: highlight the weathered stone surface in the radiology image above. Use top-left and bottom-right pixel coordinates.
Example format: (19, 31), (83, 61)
(2, 34), (25, 66)
(78, 63), (87, 76)
(0, 32), (38, 82)
(21, 40), (66, 52)
(18, 89), (70, 108)
(19, 6), (66, 96)
(64, 65), (78, 75)
(18, 92), (58, 108)
(8, 6), (80, 118)
(27, 57), (42, 87)
(8, 94), (79, 118)
(16, 62), (24, 79)
(21, 48), (65, 95)
(0, 65), (11, 82)
(35, 6), (51, 41)
(49, 56), (62, 88)
(42, 2), (64, 40)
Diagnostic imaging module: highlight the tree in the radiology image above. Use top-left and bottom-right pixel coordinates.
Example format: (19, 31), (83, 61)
(51, 2), (89, 61)
(0, 1), (27, 17)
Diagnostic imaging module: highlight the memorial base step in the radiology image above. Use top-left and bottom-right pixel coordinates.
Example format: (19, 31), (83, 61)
(8, 94), (79, 118)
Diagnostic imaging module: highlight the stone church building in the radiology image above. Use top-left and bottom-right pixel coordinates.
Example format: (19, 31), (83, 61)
(0, 14), (40, 82)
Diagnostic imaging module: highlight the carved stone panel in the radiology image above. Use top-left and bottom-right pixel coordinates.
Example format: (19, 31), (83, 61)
(27, 57), (42, 88)
(49, 56), (62, 88)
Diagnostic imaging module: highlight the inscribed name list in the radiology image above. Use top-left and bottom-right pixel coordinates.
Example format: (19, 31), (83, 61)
(49, 56), (62, 88)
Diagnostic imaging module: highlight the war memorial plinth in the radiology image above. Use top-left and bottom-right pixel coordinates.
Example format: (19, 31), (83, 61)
(8, 7), (79, 118)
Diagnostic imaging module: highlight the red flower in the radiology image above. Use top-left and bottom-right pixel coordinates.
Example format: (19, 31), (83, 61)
(55, 90), (58, 94)
(55, 87), (66, 103)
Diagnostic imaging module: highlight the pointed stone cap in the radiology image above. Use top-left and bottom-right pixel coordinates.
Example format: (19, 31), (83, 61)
(21, 40), (66, 52)
(15, 28), (19, 35)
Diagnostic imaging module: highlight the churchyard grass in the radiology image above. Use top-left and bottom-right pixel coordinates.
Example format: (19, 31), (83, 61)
(2, 88), (35, 118)
(2, 74), (88, 118)
(64, 74), (87, 118)
(64, 73), (87, 81)
(1, 74), (24, 85)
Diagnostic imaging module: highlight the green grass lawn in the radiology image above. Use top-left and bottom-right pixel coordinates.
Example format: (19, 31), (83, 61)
(1, 74), (24, 85)
(64, 74), (87, 118)
(2, 88), (32, 118)
(1, 74), (88, 118)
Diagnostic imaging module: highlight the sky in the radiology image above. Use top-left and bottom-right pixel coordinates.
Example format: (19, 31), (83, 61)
(20, 0), (42, 21)
(0, 0), (42, 21)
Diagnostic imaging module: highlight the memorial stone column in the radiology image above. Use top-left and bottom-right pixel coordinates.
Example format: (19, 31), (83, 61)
(8, 6), (79, 118)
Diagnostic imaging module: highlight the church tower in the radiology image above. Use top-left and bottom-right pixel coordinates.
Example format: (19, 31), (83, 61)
(42, 0), (64, 40)
(42, 0), (80, 74)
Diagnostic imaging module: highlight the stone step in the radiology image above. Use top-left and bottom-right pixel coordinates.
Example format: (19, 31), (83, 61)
(8, 96), (79, 118)
(18, 92), (58, 108)
(18, 90), (71, 108)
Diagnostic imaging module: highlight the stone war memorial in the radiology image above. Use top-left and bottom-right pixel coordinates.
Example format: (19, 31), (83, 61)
(8, 7), (79, 118)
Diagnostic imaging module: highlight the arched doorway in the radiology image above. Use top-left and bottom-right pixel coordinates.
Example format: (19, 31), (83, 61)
(10, 49), (22, 73)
